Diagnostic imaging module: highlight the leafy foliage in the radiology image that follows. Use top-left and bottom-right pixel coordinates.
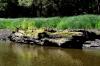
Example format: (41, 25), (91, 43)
(0, 0), (100, 17)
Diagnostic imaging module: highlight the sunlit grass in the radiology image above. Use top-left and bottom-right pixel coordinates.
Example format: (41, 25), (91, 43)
(0, 15), (100, 30)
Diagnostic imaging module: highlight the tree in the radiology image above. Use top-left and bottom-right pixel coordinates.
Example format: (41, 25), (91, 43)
(0, 0), (7, 17)
(0, 0), (100, 17)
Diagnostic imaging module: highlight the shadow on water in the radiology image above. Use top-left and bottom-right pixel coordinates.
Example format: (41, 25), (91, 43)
(0, 41), (100, 66)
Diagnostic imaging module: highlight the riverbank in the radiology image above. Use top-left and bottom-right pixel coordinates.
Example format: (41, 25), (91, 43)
(0, 15), (100, 48)
(1, 28), (98, 49)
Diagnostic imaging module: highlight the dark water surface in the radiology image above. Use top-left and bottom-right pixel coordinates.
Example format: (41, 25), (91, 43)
(0, 41), (100, 66)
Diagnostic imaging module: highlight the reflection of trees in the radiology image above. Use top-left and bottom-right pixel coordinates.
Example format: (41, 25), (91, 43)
(0, 43), (83, 66)
(0, 42), (100, 66)
(12, 44), (83, 66)
(0, 42), (17, 66)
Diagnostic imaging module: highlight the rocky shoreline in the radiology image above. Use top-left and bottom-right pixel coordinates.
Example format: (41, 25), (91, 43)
(0, 29), (12, 40)
(0, 29), (100, 49)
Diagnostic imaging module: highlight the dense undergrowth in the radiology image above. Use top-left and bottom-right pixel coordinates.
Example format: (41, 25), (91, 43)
(0, 15), (100, 30)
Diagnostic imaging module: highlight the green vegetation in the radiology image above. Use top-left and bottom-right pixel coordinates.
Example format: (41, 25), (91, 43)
(0, 0), (100, 17)
(0, 15), (100, 30)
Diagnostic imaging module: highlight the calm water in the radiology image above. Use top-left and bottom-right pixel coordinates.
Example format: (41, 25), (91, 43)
(0, 41), (100, 66)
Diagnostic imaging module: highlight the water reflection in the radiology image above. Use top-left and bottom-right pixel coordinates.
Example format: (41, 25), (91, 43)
(0, 41), (100, 66)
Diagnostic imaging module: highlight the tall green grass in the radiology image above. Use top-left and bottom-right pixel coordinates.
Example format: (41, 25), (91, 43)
(0, 15), (100, 30)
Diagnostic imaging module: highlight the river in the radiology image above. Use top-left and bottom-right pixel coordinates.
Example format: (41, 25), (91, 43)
(0, 41), (100, 66)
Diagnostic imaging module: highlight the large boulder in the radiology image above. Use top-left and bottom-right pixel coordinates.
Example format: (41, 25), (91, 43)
(8, 31), (24, 42)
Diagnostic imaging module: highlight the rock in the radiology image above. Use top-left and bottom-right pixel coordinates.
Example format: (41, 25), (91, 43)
(0, 29), (12, 40)
(44, 28), (57, 33)
(8, 32), (23, 42)
(83, 44), (91, 48)
(9, 29), (100, 49)
(61, 36), (84, 49)
(42, 39), (59, 47)
(39, 38), (70, 47)
(38, 32), (49, 40)
(83, 39), (100, 48)
(48, 38), (71, 46)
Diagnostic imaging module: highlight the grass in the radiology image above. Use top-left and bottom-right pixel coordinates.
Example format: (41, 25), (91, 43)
(0, 14), (100, 30)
